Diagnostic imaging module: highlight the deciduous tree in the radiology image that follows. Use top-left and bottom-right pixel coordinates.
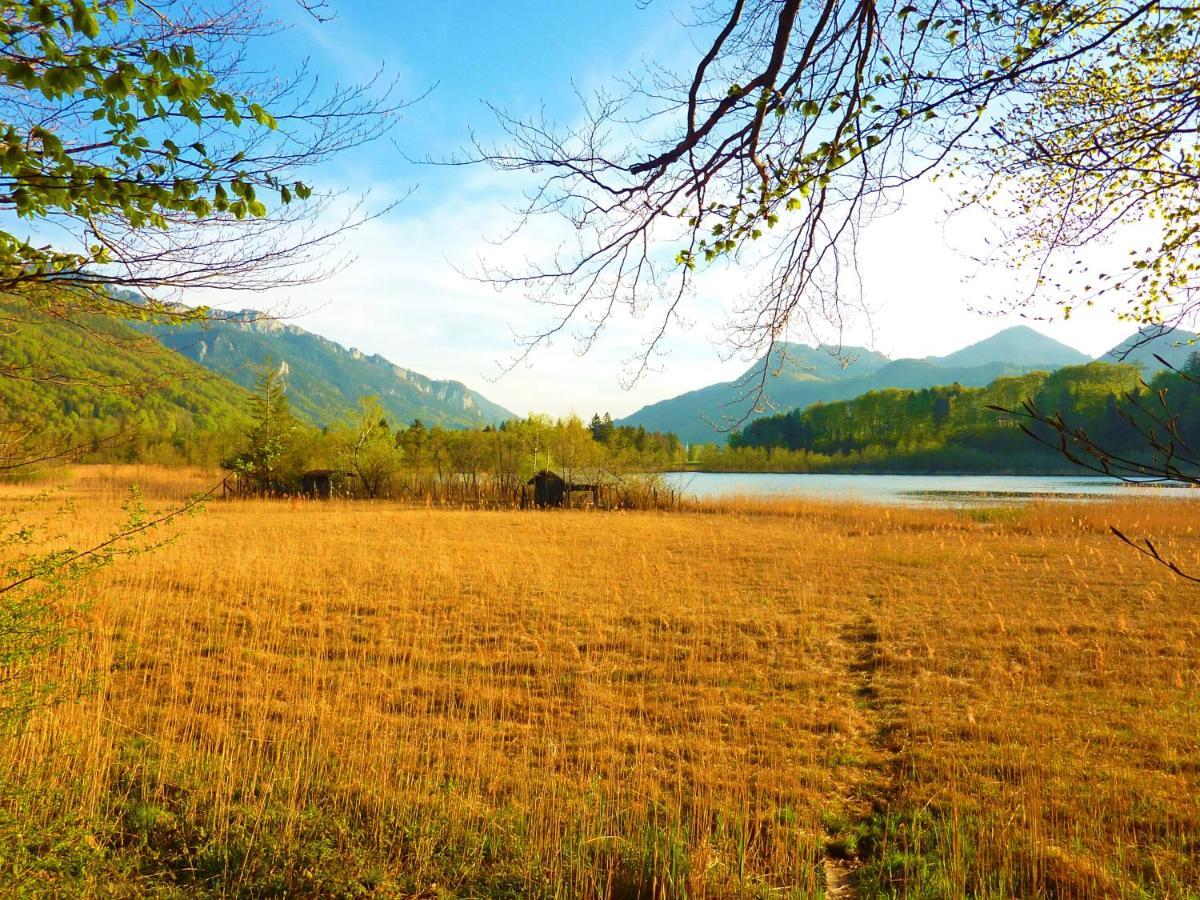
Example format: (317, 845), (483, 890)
(0, 0), (403, 322)
(339, 396), (400, 499)
(475, 1), (1198, 398)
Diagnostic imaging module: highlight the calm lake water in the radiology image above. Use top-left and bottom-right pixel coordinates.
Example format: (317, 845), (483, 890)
(661, 472), (1198, 507)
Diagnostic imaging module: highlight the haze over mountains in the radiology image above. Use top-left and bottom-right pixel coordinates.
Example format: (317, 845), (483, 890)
(617, 325), (1197, 444)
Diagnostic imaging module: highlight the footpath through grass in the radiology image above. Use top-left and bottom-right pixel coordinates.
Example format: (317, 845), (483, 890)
(0, 469), (1197, 897)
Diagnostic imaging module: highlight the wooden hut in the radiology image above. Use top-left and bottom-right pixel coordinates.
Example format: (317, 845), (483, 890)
(527, 467), (622, 508)
(300, 469), (339, 499)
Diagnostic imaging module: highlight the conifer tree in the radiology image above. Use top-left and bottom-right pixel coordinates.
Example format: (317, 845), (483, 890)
(230, 361), (296, 493)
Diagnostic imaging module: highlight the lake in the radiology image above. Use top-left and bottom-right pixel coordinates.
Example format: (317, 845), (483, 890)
(661, 472), (1198, 507)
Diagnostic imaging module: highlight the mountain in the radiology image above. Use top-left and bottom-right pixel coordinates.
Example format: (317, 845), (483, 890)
(754, 342), (893, 382)
(929, 325), (1090, 369)
(617, 326), (1091, 444)
(730, 361), (1153, 473)
(148, 311), (514, 428)
(0, 303), (252, 456)
(1105, 327), (1200, 373)
(615, 342), (891, 443)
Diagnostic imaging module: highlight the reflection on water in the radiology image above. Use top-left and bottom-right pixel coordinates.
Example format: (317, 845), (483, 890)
(661, 472), (1197, 507)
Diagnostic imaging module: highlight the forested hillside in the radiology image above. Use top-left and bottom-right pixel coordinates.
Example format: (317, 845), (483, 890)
(0, 305), (252, 465)
(619, 326), (1092, 443)
(693, 361), (1200, 473)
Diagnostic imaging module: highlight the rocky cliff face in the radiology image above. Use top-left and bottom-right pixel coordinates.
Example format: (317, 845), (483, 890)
(149, 311), (513, 428)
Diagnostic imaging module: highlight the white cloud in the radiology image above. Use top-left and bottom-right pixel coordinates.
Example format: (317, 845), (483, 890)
(853, 180), (1136, 360)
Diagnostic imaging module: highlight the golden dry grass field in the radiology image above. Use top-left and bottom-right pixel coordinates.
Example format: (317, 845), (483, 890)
(1, 466), (1197, 898)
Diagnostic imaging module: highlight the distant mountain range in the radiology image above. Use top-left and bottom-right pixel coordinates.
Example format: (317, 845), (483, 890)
(1104, 326), (1200, 372)
(618, 325), (1197, 444)
(147, 310), (513, 428)
(8, 292), (1196, 451)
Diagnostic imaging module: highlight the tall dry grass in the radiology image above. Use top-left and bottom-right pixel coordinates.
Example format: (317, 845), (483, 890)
(0, 466), (1196, 897)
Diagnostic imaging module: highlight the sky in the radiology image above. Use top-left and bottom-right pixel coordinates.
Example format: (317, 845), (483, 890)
(195, 0), (1149, 419)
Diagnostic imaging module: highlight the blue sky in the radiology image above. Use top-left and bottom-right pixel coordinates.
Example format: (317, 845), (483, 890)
(263, 1), (685, 205)
(215, 0), (1141, 419)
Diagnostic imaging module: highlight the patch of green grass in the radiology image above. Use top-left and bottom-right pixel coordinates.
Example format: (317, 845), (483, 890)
(6, 742), (826, 898)
(1, 742), (550, 898)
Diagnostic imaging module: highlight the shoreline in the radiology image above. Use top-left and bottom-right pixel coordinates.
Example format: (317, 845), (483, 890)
(663, 468), (1194, 482)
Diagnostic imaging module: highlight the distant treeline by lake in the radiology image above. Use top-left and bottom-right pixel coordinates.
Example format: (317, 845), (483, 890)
(682, 359), (1200, 475)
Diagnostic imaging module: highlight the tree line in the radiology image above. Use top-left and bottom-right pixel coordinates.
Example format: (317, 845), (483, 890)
(220, 365), (686, 505)
(684, 360), (1200, 475)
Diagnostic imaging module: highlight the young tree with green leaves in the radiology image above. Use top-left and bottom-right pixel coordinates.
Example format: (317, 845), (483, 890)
(339, 396), (401, 499)
(395, 419), (428, 472)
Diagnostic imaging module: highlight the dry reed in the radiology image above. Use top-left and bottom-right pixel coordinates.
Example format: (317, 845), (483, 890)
(0, 466), (1196, 897)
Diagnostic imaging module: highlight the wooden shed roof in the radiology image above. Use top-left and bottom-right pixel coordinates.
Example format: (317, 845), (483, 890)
(527, 467), (623, 487)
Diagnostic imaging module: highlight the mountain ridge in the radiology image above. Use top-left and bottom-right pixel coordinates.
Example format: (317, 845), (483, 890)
(1103, 327), (1200, 372)
(148, 309), (514, 429)
(927, 325), (1090, 369)
(616, 325), (1168, 444)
